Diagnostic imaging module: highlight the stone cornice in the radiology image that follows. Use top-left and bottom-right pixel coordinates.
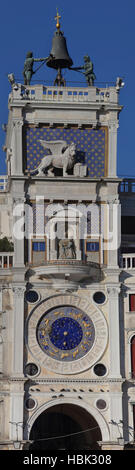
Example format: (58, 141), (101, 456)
(9, 175), (122, 183)
(6, 376), (125, 384)
(10, 99), (122, 113)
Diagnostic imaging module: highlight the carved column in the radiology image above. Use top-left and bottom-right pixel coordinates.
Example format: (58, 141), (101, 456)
(106, 197), (121, 268)
(109, 392), (123, 442)
(13, 197), (25, 267)
(108, 122), (118, 177)
(12, 120), (24, 175)
(107, 286), (121, 378)
(10, 391), (24, 441)
(12, 286), (25, 376)
(0, 286), (2, 311)
(0, 288), (3, 373)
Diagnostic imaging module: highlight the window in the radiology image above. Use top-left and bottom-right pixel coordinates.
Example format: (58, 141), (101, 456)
(25, 290), (39, 303)
(131, 336), (135, 378)
(25, 363), (39, 376)
(87, 212), (91, 234)
(93, 292), (106, 304)
(86, 241), (99, 252)
(25, 398), (36, 410)
(121, 216), (135, 234)
(133, 405), (135, 439)
(96, 399), (107, 410)
(93, 363), (107, 376)
(32, 238), (47, 264)
(129, 294), (135, 312)
(121, 246), (135, 254)
(119, 182), (129, 192)
(32, 241), (45, 252)
(87, 242), (99, 252)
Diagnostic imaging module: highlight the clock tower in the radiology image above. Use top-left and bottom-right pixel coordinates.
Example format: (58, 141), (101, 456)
(0, 13), (127, 451)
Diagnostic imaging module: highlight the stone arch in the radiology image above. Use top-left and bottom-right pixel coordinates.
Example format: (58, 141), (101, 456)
(24, 397), (110, 445)
(130, 334), (135, 379)
(127, 331), (135, 378)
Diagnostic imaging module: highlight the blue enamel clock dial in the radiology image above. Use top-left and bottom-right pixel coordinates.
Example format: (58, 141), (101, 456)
(37, 306), (95, 362)
(49, 317), (83, 350)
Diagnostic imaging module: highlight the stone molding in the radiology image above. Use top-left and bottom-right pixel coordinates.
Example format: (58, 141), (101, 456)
(6, 376), (125, 384)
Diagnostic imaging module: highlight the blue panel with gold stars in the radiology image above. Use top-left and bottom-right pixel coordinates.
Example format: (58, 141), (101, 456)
(36, 306), (95, 362)
(25, 126), (108, 177)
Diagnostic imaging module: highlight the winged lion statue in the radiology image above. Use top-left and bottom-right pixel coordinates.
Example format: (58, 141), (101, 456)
(30, 140), (77, 177)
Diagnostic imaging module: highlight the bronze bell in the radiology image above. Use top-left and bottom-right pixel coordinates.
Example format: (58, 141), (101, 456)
(46, 30), (73, 70)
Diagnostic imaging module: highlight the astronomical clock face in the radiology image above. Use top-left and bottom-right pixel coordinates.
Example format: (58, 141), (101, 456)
(27, 295), (108, 374)
(36, 306), (95, 362)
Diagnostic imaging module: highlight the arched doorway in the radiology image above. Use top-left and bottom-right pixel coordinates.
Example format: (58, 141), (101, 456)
(29, 403), (102, 450)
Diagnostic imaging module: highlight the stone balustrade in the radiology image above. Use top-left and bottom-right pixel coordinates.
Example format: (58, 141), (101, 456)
(11, 83), (119, 104)
(0, 252), (14, 268)
(119, 180), (135, 193)
(120, 253), (135, 270)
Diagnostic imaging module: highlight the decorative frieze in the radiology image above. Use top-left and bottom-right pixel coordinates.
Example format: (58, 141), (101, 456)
(107, 285), (121, 378)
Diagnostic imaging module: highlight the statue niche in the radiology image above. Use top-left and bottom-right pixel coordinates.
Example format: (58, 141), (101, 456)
(58, 239), (76, 259)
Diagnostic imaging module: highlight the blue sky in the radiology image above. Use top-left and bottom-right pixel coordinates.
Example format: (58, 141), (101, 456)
(0, 0), (134, 176)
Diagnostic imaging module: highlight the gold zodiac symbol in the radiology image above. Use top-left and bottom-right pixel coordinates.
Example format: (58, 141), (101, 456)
(51, 346), (59, 353)
(41, 340), (48, 347)
(81, 344), (86, 350)
(61, 352), (69, 359)
(40, 329), (45, 335)
(82, 321), (89, 328)
(73, 349), (79, 358)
